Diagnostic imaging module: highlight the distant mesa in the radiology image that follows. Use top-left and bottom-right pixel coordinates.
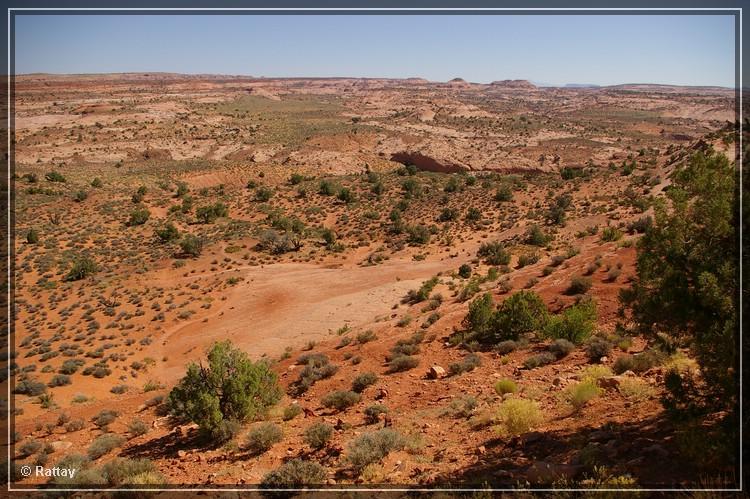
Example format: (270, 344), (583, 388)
(490, 79), (537, 89)
(449, 77), (466, 83)
(447, 77), (472, 87)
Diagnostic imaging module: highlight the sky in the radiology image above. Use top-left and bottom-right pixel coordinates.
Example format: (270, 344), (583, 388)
(14, 14), (736, 87)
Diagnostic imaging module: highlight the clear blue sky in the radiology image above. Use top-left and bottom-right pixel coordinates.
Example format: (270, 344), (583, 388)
(14, 14), (736, 87)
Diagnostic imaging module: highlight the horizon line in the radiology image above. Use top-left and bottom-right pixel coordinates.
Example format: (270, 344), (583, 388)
(11, 71), (736, 90)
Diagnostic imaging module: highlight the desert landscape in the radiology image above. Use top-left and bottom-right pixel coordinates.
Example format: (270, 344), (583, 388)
(6, 72), (739, 490)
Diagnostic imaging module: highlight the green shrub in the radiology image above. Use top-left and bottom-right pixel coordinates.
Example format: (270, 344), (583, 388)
(351, 372), (378, 393)
(26, 228), (40, 244)
(548, 338), (576, 358)
(245, 422), (283, 455)
(523, 352), (556, 369)
(73, 190), (88, 202)
(565, 379), (601, 411)
(101, 457), (160, 486)
(127, 206), (150, 226)
(255, 186), (274, 202)
(406, 224), (431, 245)
(517, 252), (540, 268)
(543, 299), (597, 344)
(337, 187), (355, 204)
(495, 184), (513, 202)
(93, 409), (119, 429)
(289, 353), (338, 396)
(466, 291), (548, 345)
(458, 263), (472, 278)
(477, 241), (510, 265)
(387, 354), (419, 373)
(91, 177), (103, 188)
(179, 234), (203, 257)
(260, 459), (326, 488)
(448, 353), (481, 376)
(346, 429), (404, 472)
(48, 374), (71, 387)
(403, 276), (439, 304)
(45, 170), (66, 182)
(601, 226), (623, 242)
(526, 225), (551, 246)
(356, 330), (377, 344)
(18, 439), (42, 457)
(65, 256), (97, 281)
(155, 223), (180, 242)
(88, 434), (124, 460)
(283, 404), (303, 421)
(196, 203), (229, 223)
(127, 419), (148, 437)
(566, 275), (593, 295)
(496, 398), (543, 435)
(168, 341), (281, 439)
(494, 379), (518, 395)
(303, 422), (333, 450)
(321, 390), (361, 412)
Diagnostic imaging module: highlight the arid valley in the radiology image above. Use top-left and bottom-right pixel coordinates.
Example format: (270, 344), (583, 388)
(7, 73), (739, 490)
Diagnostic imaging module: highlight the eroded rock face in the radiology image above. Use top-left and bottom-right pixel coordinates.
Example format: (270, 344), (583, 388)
(390, 152), (466, 173)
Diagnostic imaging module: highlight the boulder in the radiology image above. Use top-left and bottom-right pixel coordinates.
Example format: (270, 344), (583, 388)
(427, 365), (446, 379)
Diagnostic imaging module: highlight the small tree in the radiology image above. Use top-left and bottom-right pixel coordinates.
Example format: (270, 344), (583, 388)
(168, 341), (282, 439)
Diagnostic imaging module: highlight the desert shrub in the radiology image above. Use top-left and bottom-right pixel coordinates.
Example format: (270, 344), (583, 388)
(88, 434), (125, 460)
(496, 398), (543, 435)
(91, 177), (103, 188)
(65, 256), (97, 281)
(26, 228), (40, 244)
(283, 404), (303, 421)
(586, 336), (613, 363)
(517, 252), (540, 268)
(155, 223), (179, 242)
(303, 422), (333, 450)
(255, 186), (274, 202)
(127, 206), (150, 226)
(437, 207), (459, 222)
(48, 374), (71, 387)
(45, 170), (66, 182)
(15, 378), (47, 396)
(127, 419), (148, 437)
(477, 241), (510, 265)
(321, 390), (361, 412)
(101, 457), (159, 486)
(245, 422), (283, 455)
(289, 353), (338, 396)
(347, 429), (404, 472)
(403, 276), (439, 304)
(495, 340), (518, 354)
(351, 372), (378, 393)
(446, 395), (479, 418)
(406, 224), (431, 245)
(363, 404), (389, 424)
(196, 202), (228, 223)
(566, 275), (593, 295)
(494, 378), (518, 395)
(523, 352), (557, 369)
(260, 459), (326, 488)
(337, 187), (355, 204)
(93, 409), (119, 429)
(448, 353), (481, 376)
(495, 184), (513, 202)
(179, 234), (203, 257)
(59, 359), (83, 375)
(526, 225), (551, 246)
(543, 299), (597, 344)
(466, 291), (549, 346)
(618, 377), (656, 402)
(548, 338), (575, 359)
(73, 190), (88, 202)
(612, 350), (664, 374)
(457, 263), (472, 278)
(168, 341), (281, 439)
(65, 418), (85, 433)
(565, 379), (601, 411)
(627, 215), (653, 234)
(356, 330), (377, 344)
(18, 439), (42, 457)
(289, 173), (304, 185)
(387, 354), (419, 373)
(318, 180), (336, 196)
(601, 226), (623, 242)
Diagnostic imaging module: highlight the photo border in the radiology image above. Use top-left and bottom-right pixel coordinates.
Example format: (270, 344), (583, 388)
(4, 4), (745, 494)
